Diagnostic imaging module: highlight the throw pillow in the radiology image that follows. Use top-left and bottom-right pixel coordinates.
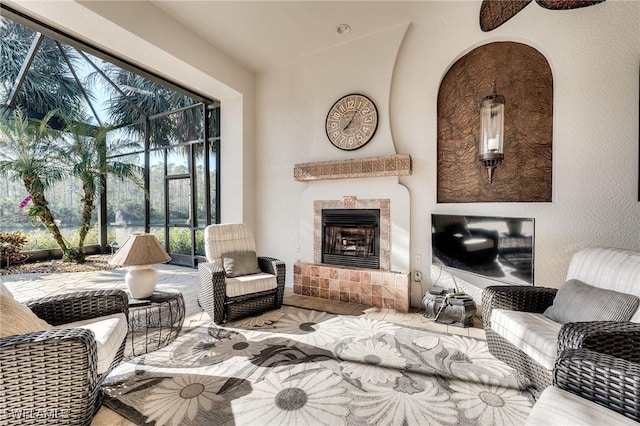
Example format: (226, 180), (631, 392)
(222, 251), (261, 278)
(0, 294), (53, 338)
(543, 279), (639, 324)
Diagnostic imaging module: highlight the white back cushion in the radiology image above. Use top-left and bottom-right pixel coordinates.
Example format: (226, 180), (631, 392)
(566, 247), (640, 322)
(204, 223), (257, 267)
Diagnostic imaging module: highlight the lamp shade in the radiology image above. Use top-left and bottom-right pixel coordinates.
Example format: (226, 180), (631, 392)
(108, 233), (171, 266)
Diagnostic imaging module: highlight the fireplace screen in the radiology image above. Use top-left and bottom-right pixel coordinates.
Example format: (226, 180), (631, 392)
(322, 209), (380, 269)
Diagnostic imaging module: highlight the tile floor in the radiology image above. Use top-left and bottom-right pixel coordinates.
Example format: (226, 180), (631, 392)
(1, 262), (486, 337)
(1, 263), (485, 425)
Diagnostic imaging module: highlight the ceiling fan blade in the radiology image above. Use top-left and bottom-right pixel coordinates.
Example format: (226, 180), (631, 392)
(535, 0), (605, 10)
(480, 0), (534, 32)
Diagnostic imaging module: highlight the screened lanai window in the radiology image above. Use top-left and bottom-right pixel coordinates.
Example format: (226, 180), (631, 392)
(0, 8), (220, 266)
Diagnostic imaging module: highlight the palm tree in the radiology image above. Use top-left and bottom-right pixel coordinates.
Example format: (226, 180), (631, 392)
(0, 17), (84, 119)
(59, 117), (143, 260)
(0, 108), (70, 256)
(95, 64), (202, 145)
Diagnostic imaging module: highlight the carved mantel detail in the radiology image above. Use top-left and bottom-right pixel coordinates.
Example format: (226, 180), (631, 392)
(294, 154), (411, 182)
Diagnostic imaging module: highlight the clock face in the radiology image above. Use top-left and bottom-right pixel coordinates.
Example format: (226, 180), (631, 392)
(325, 94), (378, 151)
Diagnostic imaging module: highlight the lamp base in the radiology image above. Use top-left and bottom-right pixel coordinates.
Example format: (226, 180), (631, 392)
(125, 265), (158, 299)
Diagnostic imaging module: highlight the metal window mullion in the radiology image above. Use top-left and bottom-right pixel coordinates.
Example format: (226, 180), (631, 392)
(6, 32), (43, 107)
(189, 143), (197, 266)
(203, 104), (211, 226)
(215, 107), (221, 225)
(144, 118), (151, 234)
(163, 146), (169, 254)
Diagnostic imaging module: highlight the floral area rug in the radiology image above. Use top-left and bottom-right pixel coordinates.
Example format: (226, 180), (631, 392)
(102, 306), (533, 426)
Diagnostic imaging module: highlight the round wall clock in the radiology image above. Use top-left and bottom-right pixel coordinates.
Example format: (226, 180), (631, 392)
(325, 93), (378, 151)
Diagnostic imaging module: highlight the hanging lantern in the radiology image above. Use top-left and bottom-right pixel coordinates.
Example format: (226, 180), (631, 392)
(479, 82), (505, 183)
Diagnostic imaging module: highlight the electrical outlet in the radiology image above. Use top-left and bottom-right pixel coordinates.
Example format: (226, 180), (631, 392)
(414, 271), (422, 282)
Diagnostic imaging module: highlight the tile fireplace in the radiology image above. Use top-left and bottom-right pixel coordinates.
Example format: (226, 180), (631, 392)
(294, 196), (410, 312)
(322, 208), (380, 270)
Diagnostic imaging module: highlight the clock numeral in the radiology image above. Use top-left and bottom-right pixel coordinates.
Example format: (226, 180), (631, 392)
(332, 131), (340, 138)
(332, 112), (341, 120)
(361, 107), (370, 114)
(347, 99), (355, 109)
(364, 116), (374, 124)
(356, 133), (363, 142)
(329, 122), (338, 129)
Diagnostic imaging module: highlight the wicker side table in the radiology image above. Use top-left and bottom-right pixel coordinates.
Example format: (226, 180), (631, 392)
(125, 291), (185, 358)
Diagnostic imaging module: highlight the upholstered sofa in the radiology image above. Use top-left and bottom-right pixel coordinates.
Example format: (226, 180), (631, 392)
(482, 247), (640, 395)
(526, 348), (640, 424)
(0, 282), (128, 425)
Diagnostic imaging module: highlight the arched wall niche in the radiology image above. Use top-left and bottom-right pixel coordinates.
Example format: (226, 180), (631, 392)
(437, 41), (553, 202)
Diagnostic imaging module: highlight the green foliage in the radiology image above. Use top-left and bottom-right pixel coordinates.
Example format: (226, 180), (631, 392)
(0, 231), (28, 266)
(21, 227), (98, 251)
(168, 228), (191, 255)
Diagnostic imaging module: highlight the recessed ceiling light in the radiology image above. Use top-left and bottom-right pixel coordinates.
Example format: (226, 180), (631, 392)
(336, 24), (351, 35)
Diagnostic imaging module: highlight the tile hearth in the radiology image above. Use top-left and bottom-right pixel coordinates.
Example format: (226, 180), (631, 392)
(293, 262), (410, 312)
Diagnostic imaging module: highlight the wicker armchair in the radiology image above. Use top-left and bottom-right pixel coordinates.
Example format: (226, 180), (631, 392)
(0, 289), (129, 425)
(482, 247), (640, 396)
(198, 223), (285, 324)
(526, 348), (640, 424)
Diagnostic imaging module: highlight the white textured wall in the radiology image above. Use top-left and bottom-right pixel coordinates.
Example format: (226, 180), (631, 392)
(256, 0), (640, 306)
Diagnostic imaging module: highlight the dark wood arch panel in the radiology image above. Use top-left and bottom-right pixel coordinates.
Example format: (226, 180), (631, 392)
(437, 41), (553, 203)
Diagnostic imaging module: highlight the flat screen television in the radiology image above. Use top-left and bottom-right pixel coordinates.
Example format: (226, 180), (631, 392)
(431, 214), (534, 286)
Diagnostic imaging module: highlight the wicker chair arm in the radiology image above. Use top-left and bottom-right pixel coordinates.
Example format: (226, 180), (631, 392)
(1, 328), (99, 424)
(481, 285), (557, 327)
(26, 289), (129, 326)
(258, 256), (286, 307)
(198, 262), (227, 323)
(558, 321), (640, 363)
(554, 348), (640, 422)
(258, 256), (285, 277)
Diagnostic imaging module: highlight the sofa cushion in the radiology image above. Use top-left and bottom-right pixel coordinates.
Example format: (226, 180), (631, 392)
(222, 251), (261, 278)
(526, 386), (637, 426)
(225, 273), (278, 298)
(544, 279), (639, 324)
(55, 313), (128, 374)
(0, 294), (53, 338)
(491, 309), (562, 370)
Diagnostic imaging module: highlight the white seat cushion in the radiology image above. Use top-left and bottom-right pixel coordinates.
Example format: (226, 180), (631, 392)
(225, 273), (278, 298)
(526, 386), (637, 426)
(55, 313), (128, 374)
(490, 309), (562, 370)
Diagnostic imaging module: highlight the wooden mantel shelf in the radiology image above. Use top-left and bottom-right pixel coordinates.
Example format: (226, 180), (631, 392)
(294, 154), (411, 182)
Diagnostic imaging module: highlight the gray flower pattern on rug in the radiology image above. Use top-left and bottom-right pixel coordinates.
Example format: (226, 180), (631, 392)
(103, 306), (533, 425)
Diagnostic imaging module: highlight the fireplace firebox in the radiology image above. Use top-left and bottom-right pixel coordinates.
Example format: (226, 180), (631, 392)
(322, 209), (380, 269)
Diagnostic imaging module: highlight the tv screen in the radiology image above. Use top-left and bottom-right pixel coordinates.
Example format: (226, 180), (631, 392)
(431, 214), (534, 286)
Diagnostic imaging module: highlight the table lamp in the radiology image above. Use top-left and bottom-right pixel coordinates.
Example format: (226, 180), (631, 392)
(108, 233), (171, 298)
